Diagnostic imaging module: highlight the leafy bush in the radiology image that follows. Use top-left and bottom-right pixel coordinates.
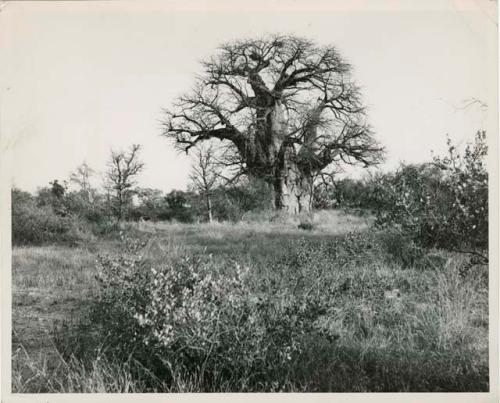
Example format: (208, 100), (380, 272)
(313, 176), (384, 212)
(211, 178), (274, 222)
(16, 225), (488, 392)
(11, 189), (83, 246)
(11, 186), (122, 245)
(373, 132), (488, 262)
(161, 190), (195, 223)
(92, 236), (347, 390)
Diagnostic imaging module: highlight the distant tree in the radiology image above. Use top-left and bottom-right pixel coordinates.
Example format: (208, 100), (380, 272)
(189, 145), (220, 222)
(36, 180), (68, 216)
(105, 144), (144, 221)
(70, 162), (95, 203)
(50, 179), (66, 199)
(165, 190), (194, 223)
(163, 34), (384, 214)
(131, 188), (167, 221)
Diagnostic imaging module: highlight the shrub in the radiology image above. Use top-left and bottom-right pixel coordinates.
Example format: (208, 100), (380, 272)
(92, 236), (346, 390)
(29, 229), (488, 392)
(373, 132), (488, 262)
(313, 175), (384, 212)
(11, 189), (83, 246)
(212, 178), (274, 222)
(163, 190), (196, 223)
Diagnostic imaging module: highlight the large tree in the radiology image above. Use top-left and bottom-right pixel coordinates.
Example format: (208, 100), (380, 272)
(163, 34), (384, 213)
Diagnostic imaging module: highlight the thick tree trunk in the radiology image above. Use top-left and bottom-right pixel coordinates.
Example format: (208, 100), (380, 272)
(245, 100), (315, 213)
(274, 155), (314, 214)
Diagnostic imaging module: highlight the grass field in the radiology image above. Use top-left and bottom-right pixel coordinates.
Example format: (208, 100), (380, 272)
(11, 210), (489, 392)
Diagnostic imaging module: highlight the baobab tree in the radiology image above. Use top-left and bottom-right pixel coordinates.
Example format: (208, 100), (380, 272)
(163, 34), (384, 213)
(105, 144), (144, 221)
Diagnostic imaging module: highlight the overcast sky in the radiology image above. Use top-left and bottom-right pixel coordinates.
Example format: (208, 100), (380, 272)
(1, 0), (497, 193)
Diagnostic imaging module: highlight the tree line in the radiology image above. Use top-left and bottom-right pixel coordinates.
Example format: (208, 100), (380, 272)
(11, 143), (276, 245)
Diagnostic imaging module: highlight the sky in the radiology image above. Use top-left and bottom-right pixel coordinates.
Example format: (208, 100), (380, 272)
(0, 0), (497, 193)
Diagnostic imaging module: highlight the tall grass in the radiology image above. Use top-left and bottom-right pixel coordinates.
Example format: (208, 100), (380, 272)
(12, 210), (489, 392)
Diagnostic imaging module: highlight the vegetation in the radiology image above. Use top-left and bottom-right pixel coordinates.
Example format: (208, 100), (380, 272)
(313, 131), (489, 264)
(11, 130), (489, 392)
(162, 34), (384, 213)
(9, 24), (489, 392)
(188, 144), (220, 222)
(373, 131), (488, 263)
(12, 212), (488, 392)
(105, 144), (145, 221)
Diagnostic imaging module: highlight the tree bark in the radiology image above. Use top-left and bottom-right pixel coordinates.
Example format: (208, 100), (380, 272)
(273, 154), (313, 214)
(245, 100), (315, 213)
(117, 188), (123, 221)
(205, 194), (213, 222)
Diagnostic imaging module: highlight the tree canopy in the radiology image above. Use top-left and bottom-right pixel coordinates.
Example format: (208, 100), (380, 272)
(163, 34), (384, 212)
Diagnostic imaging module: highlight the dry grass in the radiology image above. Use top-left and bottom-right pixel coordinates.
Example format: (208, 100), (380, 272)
(11, 209), (489, 392)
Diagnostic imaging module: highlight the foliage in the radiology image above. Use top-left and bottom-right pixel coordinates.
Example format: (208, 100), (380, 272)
(50, 179), (67, 199)
(373, 132), (488, 262)
(11, 180), (120, 245)
(92, 236), (356, 390)
(313, 176), (382, 211)
(211, 178), (274, 221)
(163, 190), (195, 223)
(13, 215), (488, 392)
(36, 183), (69, 217)
(11, 188), (83, 246)
(128, 188), (169, 221)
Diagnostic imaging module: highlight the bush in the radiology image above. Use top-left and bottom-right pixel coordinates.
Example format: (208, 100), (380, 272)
(11, 187), (119, 245)
(11, 189), (83, 246)
(313, 176), (384, 212)
(373, 132), (488, 262)
(92, 236), (347, 391)
(26, 228), (487, 392)
(212, 178), (274, 222)
(162, 190), (196, 223)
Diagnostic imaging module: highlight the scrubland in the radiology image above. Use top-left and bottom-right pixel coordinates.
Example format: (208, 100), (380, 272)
(12, 210), (489, 392)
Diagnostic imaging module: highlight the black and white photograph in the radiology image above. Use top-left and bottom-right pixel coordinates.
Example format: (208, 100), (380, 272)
(0, 0), (498, 399)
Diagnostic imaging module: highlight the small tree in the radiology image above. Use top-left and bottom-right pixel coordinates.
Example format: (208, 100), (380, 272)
(105, 144), (145, 221)
(49, 179), (66, 199)
(70, 162), (95, 203)
(36, 180), (68, 216)
(189, 145), (220, 222)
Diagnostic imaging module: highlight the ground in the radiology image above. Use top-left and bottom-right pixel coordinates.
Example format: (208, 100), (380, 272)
(11, 210), (489, 392)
